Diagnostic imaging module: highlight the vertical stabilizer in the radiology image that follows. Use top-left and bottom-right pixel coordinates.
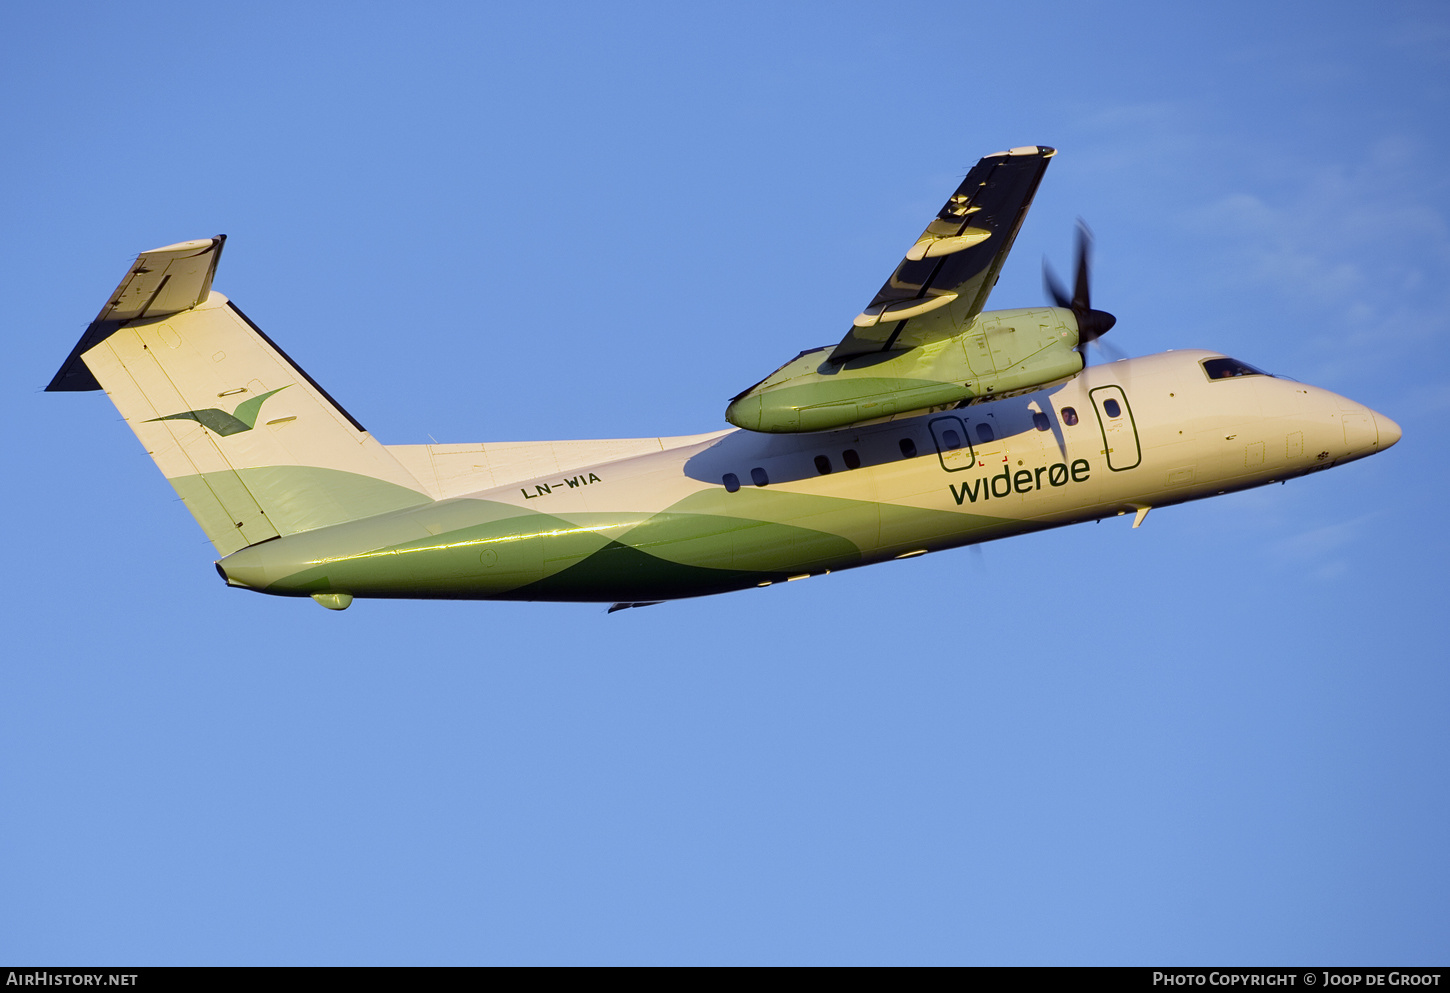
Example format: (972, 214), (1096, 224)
(49, 238), (432, 555)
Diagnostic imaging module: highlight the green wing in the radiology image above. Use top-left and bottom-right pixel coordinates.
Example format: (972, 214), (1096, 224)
(829, 146), (1055, 361)
(725, 148), (1077, 433)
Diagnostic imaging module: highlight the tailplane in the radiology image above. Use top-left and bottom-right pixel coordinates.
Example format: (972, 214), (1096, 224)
(48, 237), (431, 555)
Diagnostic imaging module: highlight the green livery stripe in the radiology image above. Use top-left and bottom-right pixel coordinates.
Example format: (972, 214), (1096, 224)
(665, 486), (1012, 552)
(262, 504), (857, 597)
(230, 465), (431, 533)
(168, 468), (277, 555)
(221, 481), (1019, 601)
(507, 540), (772, 602)
(264, 505), (620, 596)
(168, 466), (431, 549)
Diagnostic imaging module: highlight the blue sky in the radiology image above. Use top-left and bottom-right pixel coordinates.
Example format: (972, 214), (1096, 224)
(3, 0), (1448, 965)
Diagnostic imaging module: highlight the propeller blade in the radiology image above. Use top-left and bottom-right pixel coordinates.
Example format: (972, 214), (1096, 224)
(1073, 220), (1093, 312)
(1043, 260), (1071, 309)
(1044, 220), (1117, 362)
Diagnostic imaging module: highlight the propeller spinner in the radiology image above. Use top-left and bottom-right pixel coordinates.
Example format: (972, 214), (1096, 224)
(1044, 221), (1118, 363)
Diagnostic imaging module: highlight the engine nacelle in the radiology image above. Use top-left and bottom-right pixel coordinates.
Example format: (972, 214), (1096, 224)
(725, 307), (1086, 433)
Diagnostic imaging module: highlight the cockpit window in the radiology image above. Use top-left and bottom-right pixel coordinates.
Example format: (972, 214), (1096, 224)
(1203, 357), (1268, 381)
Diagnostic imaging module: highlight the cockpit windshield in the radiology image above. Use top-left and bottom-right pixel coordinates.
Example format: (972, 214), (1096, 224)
(1202, 357), (1269, 381)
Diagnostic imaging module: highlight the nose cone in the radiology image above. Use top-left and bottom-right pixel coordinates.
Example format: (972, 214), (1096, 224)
(1374, 411), (1402, 449)
(1077, 308), (1117, 343)
(1328, 392), (1401, 463)
(725, 393), (764, 432)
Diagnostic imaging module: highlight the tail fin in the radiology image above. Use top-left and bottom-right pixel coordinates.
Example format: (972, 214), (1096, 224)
(48, 237), (431, 555)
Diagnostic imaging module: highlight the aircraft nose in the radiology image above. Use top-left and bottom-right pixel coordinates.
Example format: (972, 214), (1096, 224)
(1374, 411), (1402, 449)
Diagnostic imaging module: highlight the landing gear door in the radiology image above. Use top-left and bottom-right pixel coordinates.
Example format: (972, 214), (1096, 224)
(929, 416), (976, 472)
(1089, 386), (1142, 471)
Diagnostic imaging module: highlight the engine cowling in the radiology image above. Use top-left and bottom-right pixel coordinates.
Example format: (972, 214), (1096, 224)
(725, 307), (1086, 433)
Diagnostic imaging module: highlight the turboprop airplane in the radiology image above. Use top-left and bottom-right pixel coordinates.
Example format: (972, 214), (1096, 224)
(47, 145), (1400, 611)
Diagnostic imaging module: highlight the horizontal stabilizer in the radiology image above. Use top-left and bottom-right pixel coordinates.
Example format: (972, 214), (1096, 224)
(48, 236), (227, 392)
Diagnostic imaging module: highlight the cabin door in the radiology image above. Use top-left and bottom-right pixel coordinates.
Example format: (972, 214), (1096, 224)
(928, 416), (976, 472)
(1089, 386), (1142, 471)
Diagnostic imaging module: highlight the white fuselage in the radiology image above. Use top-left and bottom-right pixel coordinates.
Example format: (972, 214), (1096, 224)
(217, 349), (1398, 601)
(460, 349), (1393, 558)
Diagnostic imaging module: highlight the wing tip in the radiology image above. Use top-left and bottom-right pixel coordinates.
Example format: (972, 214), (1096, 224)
(139, 234), (226, 256)
(986, 145), (1056, 159)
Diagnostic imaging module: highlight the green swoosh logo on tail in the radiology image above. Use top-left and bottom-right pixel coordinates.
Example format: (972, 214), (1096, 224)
(146, 386), (290, 436)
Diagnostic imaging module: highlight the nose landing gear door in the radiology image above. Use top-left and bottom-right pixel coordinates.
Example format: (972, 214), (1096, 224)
(1090, 386), (1142, 471)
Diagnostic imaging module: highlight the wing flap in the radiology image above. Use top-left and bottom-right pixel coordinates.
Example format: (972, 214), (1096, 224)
(852, 291), (958, 327)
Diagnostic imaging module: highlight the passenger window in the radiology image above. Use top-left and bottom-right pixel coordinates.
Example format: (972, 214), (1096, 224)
(814, 455), (832, 475)
(842, 449), (861, 470)
(722, 473), (740, 493)
(751, 467), (769, 487)
(1061, 406), (1078, 426)
(941, 428), (962, 450)
(1032, 412), (1050, 432)
(899, 438), (916, 458)
(1103, 398), (1121, 418)
(975, 423), (995, 443)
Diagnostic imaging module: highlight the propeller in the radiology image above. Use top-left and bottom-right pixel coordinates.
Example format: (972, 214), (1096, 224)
(1044, 221), (1119, 365)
